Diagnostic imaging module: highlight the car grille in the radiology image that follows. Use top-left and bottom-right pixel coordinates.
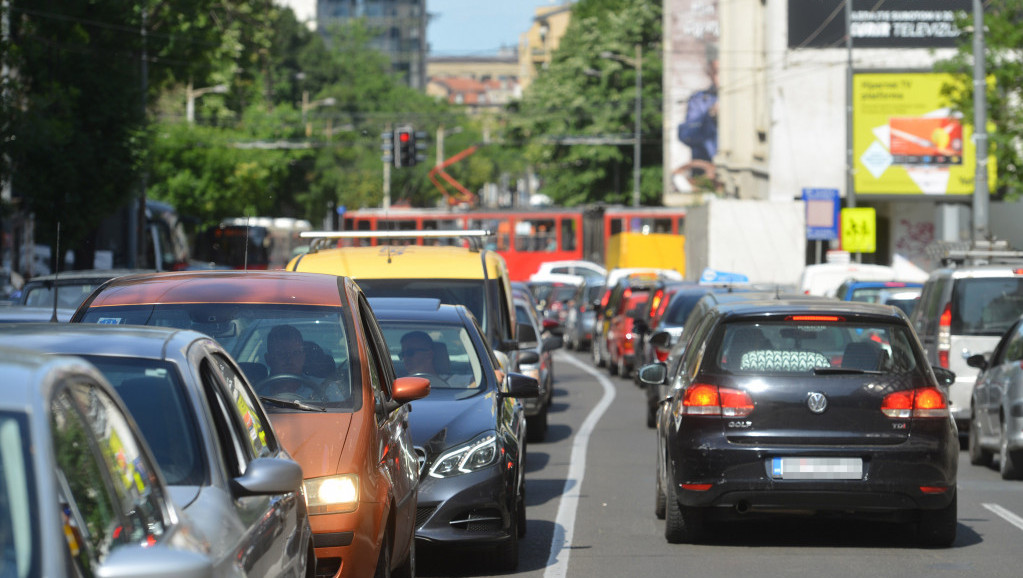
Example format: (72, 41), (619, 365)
(415, 506), (436, 528)
(450, 508), (503, 532)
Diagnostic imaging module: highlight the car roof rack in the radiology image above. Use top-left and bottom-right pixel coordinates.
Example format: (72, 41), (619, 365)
(927, 239), (1023, 267)
(300, 229), (491, 252)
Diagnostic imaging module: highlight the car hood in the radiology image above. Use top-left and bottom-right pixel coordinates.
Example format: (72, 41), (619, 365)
(267, 412), (354, 479)
(407, 389), (497, 453)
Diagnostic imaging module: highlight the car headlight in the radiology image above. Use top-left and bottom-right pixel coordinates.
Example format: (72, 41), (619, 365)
(304, 474), (359, 514)
(429, 433), (499, 478)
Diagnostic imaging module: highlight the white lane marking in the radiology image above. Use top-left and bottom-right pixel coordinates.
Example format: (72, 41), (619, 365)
(982, 503), (1023, 532)
(544, 352), (616, 578)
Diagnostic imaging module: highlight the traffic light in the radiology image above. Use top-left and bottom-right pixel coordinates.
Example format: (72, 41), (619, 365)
(394, 126), (415, 167)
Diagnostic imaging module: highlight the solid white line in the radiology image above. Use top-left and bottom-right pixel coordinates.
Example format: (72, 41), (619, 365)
(543, 352), (617, 578)
(982, 502), (1023, 532)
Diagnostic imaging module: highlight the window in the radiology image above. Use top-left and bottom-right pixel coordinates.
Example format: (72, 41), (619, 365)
(0, 413), (38, 578)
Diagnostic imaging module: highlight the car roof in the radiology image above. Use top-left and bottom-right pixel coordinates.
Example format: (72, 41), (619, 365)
(713, 298), (906, 323)
(77, 270), (350, 309)
(0, 322), (209, 360)
(289, 244), (505, 280)
(0, 346), (100, 410)
(931, 263), (1023, 279)
(21, 268), (157, 284)
(370, 298), (469, 324)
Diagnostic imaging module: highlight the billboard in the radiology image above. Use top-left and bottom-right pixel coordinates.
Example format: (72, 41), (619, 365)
(852, 72), (993, 197)
(788, 0), (969, 49)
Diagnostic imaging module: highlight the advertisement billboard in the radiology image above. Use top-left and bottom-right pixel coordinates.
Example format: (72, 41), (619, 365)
(788, 0), (969, 49)
(852, 72), (993, 197)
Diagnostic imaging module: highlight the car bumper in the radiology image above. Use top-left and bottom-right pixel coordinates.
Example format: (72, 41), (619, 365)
(414, 463), (515, 546)
(309, 505), (382, 578)
(668, 434), (957, 519)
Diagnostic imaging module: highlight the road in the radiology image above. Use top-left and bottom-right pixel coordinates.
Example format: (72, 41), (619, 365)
(419, 348), (1023, 578)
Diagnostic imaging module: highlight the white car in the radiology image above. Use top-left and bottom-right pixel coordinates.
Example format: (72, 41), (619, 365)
(530, 259), (606, 281)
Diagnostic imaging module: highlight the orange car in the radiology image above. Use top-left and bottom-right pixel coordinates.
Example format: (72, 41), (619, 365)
(72, 270), (430, 578)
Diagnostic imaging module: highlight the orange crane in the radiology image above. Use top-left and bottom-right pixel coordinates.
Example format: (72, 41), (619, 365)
(428, 145), (478, 206)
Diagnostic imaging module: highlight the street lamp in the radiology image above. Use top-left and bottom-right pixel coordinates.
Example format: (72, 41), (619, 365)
(302, 91), (337, 137)
(600, 44), (642, 207)
(185, 81), (228, 124)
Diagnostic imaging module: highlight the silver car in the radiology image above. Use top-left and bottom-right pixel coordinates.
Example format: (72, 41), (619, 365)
(0, 323), (312, 577)
(0, 346), (214, 577)
(967, 313), (1023, 479)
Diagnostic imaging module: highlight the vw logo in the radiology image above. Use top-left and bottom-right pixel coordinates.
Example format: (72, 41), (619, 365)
(807, 392), (828, 414)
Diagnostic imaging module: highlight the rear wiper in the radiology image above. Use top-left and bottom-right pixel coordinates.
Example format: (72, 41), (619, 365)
(813, 367), (883, 375)
(260, 396), (326, 412)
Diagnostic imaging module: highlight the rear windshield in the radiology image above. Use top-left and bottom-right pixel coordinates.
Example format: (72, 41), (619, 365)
(356, 279), (486, 331)
(706, 319), (922, 375)
(78, 304), (358, 413)
(663, 293), (706, 325)
(952, 277), (1023, 336)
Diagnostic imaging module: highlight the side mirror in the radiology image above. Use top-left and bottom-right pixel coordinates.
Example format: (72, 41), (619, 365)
(931, 366), (956, 388)
(637, 362), (667, 386)
(232, 457), (304, 496)
(542, 335), (563, 352)
(392, 375), (432, 404)
(517, 322), (538, 346)
(517, 350), (540, 365)
(648, 330), (672, 349)
(102, 544), (213, 578)
(966, 353), (988, 371)
(500, 372), (540, 399)
(543, 318), (563, 336)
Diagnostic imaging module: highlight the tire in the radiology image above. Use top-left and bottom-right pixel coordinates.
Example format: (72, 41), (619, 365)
(968, 407), (992, 467)
(617, 355), (629, 379)
(392, 536), (414, 578)
(654, 466), (666, 520)
(517, 483), (527, 538)
(373, 528), (392, 578)
(608, 348), (619, 375)
(592, 338), (605, 368)
(664, 475), (704, 544)
(1000, 419), (1022, 480)
(646, 398), (657, 429)
(527, 405), (548, 443)
(305, 539), (317, 578)
(917, 490), (957, 548)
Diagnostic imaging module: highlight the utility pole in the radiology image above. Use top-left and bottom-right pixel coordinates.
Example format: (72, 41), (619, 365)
(972, 0), (989, 243)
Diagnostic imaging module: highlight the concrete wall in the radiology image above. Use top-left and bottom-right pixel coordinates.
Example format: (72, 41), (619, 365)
(684, 199), (806, 286)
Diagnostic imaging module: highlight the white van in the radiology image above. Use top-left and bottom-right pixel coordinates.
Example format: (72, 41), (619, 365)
(798, 262), (900, 297)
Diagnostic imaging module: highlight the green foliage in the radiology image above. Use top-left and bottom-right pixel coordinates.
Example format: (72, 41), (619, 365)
(935, 2), (1023, 200)
(511, 0), (662, 206)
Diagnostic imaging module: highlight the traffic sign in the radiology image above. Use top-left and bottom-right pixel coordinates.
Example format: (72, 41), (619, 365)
(840, 207), (876, 253)
(802, 188), (839, 241)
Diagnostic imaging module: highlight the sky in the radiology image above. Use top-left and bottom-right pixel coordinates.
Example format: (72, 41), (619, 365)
(427, 1), (564, 57)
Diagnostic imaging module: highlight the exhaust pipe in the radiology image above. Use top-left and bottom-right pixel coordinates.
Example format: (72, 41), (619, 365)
(735, 500), (751, 514)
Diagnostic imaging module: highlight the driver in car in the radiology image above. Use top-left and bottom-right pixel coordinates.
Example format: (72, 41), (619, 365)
(400, 331), (438, 377)
(262, 324), (321, 399)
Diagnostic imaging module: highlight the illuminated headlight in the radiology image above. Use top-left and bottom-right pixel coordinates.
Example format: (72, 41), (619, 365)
(304, 474), (359, 514)
(429, 433), (499, 478)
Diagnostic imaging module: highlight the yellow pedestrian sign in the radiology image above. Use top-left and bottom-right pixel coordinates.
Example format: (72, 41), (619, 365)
(841, 208), (876, 253)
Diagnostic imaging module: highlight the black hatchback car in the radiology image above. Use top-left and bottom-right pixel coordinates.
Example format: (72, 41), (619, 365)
(368, 297), (540, 572)
(639, 299), (959, 547)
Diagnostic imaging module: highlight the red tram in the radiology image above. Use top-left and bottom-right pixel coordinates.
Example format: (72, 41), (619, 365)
(339, 205), (686, 281)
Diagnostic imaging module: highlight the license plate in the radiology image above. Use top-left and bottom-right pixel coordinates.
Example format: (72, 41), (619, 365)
(771, 457), (863, 480)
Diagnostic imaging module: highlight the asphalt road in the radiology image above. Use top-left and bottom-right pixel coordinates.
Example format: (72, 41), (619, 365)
(418, 348), (1023, 578)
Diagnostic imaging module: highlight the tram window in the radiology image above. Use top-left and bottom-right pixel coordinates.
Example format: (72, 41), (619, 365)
(514, 219), (555, 252)
(560, 218), (577, 251)
(652, 218), (672, 233)
(609, 219), (624, 237)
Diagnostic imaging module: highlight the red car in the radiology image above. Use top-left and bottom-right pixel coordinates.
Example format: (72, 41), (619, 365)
(606, 290), (651, 378)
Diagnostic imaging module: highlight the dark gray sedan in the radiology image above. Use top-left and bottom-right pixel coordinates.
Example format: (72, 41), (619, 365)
(0, 324), (313, 577)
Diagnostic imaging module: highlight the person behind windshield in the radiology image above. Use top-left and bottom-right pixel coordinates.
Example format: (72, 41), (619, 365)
(400, 331), (438, 376)
(261, 324), (320, 399)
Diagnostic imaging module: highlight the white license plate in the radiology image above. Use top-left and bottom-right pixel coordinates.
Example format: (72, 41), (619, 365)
(771, 457), (863, 480)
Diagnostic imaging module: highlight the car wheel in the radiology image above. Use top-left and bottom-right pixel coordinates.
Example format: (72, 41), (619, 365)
(373, 528), (392, 578)
(592, 338), (604, 368)
(646, 397), (657, 429)
(664, 475), (703, 544)
(618, 355), (629, 379)
(517, 480), (527, 538)
(916, 490), (957, 548)
(608, 348), (619, 375)
(968, 407), (992, 467)
(305, 539), (317, 578)
(527, 405), (548, 443)
(654, 464), (666, 520)
(1000, 419), (1022, 480)
(494, 519), (519, 572)
(392, 536), (414, 578)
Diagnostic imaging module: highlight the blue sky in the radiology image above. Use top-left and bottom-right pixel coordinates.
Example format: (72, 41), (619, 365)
(428, 1), (562, 57)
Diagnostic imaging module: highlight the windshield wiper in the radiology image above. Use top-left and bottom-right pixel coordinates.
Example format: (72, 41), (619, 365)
(813, 367), (884, 375)
(260, 396), (326, 412)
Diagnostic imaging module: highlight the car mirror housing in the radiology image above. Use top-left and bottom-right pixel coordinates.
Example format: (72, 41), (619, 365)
(392, 375), (432, 404)
(231, 457), (304, 497)
(517, 322), (538, 345)
(931, 366), (956, 388)
(637, 362), (667, 386)
(542, 335), (563, 352)
(500, 372), (540, 399)
(965, 353), (987, 371)
(517, 350), (540, 365)
(649, 330), (672, 349)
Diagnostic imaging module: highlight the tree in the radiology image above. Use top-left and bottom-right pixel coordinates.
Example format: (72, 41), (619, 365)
(511, 0), (662, 207)
(935, 1), (1023, 201)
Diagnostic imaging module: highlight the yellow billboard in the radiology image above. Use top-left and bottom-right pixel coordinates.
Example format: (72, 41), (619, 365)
(852, 72), (995, 196)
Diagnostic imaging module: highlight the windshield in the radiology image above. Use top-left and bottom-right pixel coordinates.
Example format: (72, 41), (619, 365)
(79, 304), (358, 412)
(80, 357), (206, 486)
(951, 277), (1023, 336)
(23, 283), (102, 310)
(0, 413), (38, 578)
(355, 279), (487, 332)
(377, 320), (485, 391)
(708, 320), (922, 375)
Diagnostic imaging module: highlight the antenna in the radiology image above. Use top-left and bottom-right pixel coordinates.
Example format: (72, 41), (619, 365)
(243, 215), (251, 271)
(51, 222), (60, 323)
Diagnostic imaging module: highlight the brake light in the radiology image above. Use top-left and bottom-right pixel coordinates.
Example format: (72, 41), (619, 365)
(937, 303), (952, 369)
(683, 384), (754, 417)
(785, 315), (844, 322)
(881, 387), (948, 418)
(655, 348), (670, 362)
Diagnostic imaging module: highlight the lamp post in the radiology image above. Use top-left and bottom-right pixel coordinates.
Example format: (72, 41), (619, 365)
(302, 91), (337, 137)
(186, 81), (228, 124)
(600, 44), (642, 207)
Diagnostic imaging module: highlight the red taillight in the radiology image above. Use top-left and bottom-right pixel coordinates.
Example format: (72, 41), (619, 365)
(683, 384), (753, 417)
(785, 315), (844, 322)
(919, 486), (951, 494)
(937, 303), (952, 369)
(682, 483), (713, 491)
(655, 348), (670, 362)
(881, 387), (948, 418)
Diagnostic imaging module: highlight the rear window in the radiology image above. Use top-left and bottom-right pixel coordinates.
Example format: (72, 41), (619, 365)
(358, 278), (486, 331)
(707, 319), (921, 375)
(951, 277), (1023, 336)
(663, 293), (706, 325)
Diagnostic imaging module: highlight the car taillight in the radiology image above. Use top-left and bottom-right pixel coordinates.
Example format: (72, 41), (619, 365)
(937, 303), (951, 369)
(682, 383), (754, 417)
(655, 348), (670, 362)
(881, 387), (948, 418)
